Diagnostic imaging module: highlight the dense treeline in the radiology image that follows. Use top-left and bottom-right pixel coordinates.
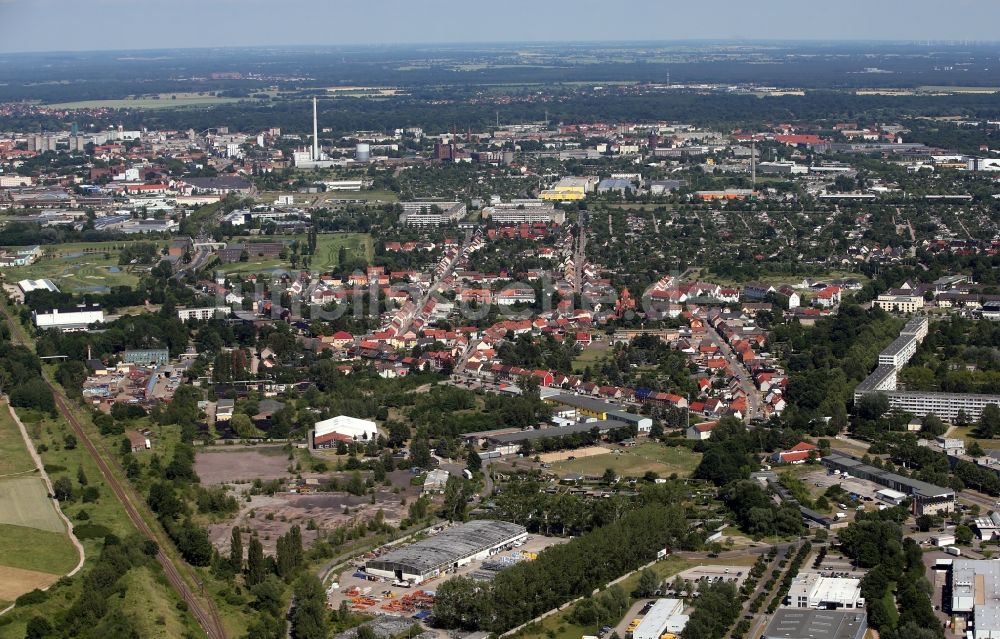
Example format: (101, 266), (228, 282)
(14, 534), (162, 639)
(433, 504), (687, 632)
(0, 338), (55, 414)
(491, 478), (704, 541)
(772, 304), (902, 428)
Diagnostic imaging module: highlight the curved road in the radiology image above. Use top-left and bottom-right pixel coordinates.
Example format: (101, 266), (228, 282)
(1, 305), (227, 639)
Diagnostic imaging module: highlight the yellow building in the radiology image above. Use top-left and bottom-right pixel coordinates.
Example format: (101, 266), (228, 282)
(539, 186), (585, 201)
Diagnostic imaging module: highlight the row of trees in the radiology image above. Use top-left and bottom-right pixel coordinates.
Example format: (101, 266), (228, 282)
(433, 504), (688, 632)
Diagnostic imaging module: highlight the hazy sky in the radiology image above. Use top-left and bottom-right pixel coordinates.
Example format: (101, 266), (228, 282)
(0, 0), (997, 53)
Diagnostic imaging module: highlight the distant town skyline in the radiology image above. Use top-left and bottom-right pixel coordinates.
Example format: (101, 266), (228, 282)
(0, 0), (998, 54)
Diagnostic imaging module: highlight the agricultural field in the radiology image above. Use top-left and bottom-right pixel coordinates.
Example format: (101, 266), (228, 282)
(0, 402), (79, 607)
(45, 92), (261, 110)
(0, 242), (145, 293)
(549, 442), (702, 479)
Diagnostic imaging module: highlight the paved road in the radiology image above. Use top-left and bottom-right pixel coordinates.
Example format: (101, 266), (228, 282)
(0, 304), (228, 639)
(704, 322), (762, 420)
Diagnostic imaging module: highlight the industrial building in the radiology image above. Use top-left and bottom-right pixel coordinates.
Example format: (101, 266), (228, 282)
(543, 393), (653, 432)
(122, 349), (170, 366)
(485, 420), (633, 455)
(632, 598), (688, 639)
(363, 520), (527, 584)
(951, 559), (1000, 639)
(17, 278), (59, 295)
(786, 573), (864, 610)
(821, 452), (954, 515)
(33, 305), (104, 331)
(313, 416), (379, 448)
(762, 610), (867, 639)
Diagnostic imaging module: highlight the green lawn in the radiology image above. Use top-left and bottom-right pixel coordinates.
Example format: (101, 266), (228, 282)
(571, 342), (610, 373)
(0, 523), (78, 575)
(551, 443), (702, 479)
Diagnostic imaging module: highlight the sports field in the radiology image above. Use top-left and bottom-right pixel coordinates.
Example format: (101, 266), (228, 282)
(550, 442), (702, 478)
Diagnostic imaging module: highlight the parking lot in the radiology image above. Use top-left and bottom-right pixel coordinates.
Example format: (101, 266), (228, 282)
(327, 533), (566, 615)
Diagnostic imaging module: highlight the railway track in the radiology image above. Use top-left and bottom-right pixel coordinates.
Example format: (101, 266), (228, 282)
(1, 305), (226, 639)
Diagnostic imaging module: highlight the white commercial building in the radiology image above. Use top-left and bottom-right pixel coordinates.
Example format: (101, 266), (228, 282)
(18, 278), (60, 294)
(786, 573), (865, 610)
(875, 488), (907, 506)
(314, 415), (379, 442)
(951, 559), (1000, 639)
(633, 599), (687, 639)
(33, 305), (104, 331)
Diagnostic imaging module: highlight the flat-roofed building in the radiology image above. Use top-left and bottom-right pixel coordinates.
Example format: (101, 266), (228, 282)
(633, 599), (687, 639)
(878, 334), (918, 367)
(122, 349), (170, 366)
(363, 520), (527, 584)
(786, 573), (864, 610)
(542, 393), (654, 432)
(33, 305), (104, 331)
(762, 610), (867, 639)
(822, 452), (954, 515)
(950, 559), (1000, 639)
(400, 201), (467, 226)
(177, 306), (230, 322)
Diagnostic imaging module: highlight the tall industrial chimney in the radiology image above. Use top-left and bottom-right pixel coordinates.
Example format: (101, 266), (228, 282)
(312, 97), (319, 161)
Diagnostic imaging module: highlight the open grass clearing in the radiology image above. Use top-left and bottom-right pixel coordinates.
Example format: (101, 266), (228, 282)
(2, 246), (142, 292)
(572, 341), (610, 373)
(550, 442), (701, 478)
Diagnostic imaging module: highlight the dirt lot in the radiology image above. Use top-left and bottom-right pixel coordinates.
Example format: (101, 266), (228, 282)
(208, 470), (425, 557)
(0, 564), (61, 602)
(328, 533), (567, 615)
(195, 448), (297, 485)
(538, 446), (609, 463)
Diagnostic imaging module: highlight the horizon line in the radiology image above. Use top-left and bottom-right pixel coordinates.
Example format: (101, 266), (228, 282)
(2, 37), (1000, 57)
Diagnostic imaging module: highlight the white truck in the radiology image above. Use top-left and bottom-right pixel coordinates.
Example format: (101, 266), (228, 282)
(944, 546), (962, 556)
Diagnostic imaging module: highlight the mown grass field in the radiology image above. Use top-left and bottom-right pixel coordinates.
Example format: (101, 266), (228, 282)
(550, 443), (702, 478)
(0, 477), (65, 533)
(0, 403), (35, 477)
(571, 341), (610, 373)
(0, 523), (78, 575)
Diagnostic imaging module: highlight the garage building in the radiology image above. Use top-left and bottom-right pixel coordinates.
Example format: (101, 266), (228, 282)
(364, 520), (527, 584)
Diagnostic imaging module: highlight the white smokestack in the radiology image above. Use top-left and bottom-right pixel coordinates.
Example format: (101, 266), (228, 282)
(312, 97), (319, 161)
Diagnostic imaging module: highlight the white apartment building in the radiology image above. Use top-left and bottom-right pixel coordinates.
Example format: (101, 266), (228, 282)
(177, 306), (230, 322)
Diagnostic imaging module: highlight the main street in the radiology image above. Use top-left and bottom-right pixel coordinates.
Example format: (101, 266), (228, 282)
(704, 321), (762, 420)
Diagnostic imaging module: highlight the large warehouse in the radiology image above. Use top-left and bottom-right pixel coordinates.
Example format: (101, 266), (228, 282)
(364, 520), (527, 584)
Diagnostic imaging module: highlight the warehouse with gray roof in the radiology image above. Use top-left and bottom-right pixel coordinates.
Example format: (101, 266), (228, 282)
(363, 520), (527, 584)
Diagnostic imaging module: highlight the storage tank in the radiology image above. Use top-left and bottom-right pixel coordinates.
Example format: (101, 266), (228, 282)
(355, 143), (370, 162)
